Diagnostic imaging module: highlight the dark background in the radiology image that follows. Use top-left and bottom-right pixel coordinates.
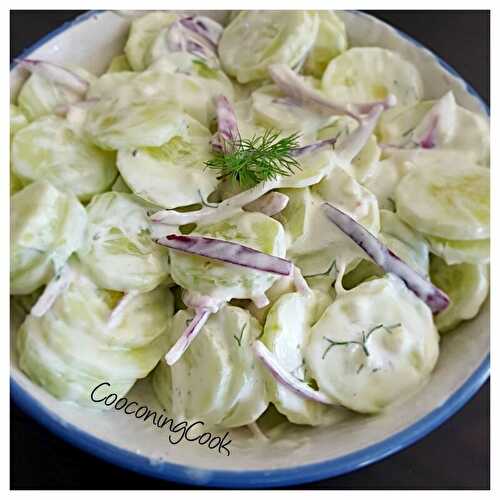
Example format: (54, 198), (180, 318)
(10, 10), (490, 490)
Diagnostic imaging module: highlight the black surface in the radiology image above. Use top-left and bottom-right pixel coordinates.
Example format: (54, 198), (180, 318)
(10, 10), (490, 490)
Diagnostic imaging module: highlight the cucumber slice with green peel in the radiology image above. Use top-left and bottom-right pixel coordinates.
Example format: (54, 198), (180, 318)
(262, 291), (347, 425)
(303, 11), (348, 78)
(306, 275), (439, 413)
(11, 181), (87, 295)
(11, 116), (117, 201)
(379, 209), (429, 276)
(395, 162), (490, 240)
(322, 47), (423, 106)
(84, 96), (188, 150)
(430, 256), (489, 333)
(219, 11), (319, 83)
(124, 12), (179, 71)
(169, 211), (286, 302)
(77, 192), (170, 293)
(426, 235), (489, 265)
(117, 116), (218, 209)
(106, 54), (133, 73)
(10, 104), (28, 136)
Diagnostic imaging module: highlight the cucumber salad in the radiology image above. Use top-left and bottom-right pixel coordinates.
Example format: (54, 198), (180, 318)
(11, 11), (489, 433)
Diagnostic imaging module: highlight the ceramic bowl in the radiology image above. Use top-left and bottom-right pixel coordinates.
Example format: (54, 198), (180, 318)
(10, 10), (490, 488)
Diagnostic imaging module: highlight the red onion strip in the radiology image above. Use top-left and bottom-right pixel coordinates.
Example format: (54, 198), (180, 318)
(253, 341), (334, 405)
(157, 234), (293, 276)
(31, 266), (73, 318)
(210, 95), (240, 153)
(107, 291), (138, 329)
(243, 191), (289, 216)
(322, 202), (450, 313)
(165, 308), (211, 365)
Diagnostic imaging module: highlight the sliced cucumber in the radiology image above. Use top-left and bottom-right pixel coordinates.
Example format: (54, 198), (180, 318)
(395, 162), (490, 240)
(124, 12), (179, 71)
(84, 95), (188, 150)
(306, 275), (439, 413)
(156, 306), (263, 427)
(219, 11), (319, 83)
(10, 104), (28, 136)
(379, 209), (429, 276)
(11, 116), (117, 201)
(322, 47), (423, 106)
(262, 291), (347, 425)
(11, 181), (87, 295)
(303, 11), (348, 78)
(117, 116), (218, 209)
(106, 54), (133, 73)
(169, 212), (286, 302)
(426, 235), (489, 265)
(17, 66), (95, 120)
(430, 256), (489, 333)
(77, 192), (170, 293)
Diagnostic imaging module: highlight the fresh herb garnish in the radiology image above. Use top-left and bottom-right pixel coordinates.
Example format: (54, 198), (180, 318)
(322, 323), (402, 360)
(205, 130), (302, 189)
(233, 324), (246, 347)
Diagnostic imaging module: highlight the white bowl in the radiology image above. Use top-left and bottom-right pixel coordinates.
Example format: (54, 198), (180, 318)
(10, 10), (490, 488)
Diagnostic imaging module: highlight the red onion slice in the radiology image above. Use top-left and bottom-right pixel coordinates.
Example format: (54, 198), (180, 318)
(107, 291), (138, 329)
(15, 58), (89, 96)
(179, 16), (223, 49)
(322, 202), (450, 313)
(253, 341), (334, 405)
(210, 95), (240, 153)
(157, 234), (293, 276)
(165, 308), (211, 365)
(244, 191), (289, 216)
(31, 266), (73, 317)
(268, 64), (396, 121)
(291, 137), (337, 157)
(293, 265), (313, 296)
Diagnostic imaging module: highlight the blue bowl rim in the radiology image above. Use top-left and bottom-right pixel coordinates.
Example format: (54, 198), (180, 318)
(10, 9), (490, 489)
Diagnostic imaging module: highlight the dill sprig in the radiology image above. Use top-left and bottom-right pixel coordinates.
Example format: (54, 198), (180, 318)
(322, 323), (402, 360)
(205, 130), (302, 189)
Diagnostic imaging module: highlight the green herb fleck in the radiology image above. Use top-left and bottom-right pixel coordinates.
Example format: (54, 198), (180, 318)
(233, 324), (246, 347)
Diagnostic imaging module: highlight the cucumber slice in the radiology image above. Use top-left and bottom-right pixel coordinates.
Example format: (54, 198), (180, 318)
(124, 12), (179, 71)
(262, 291), (348, 425)
(17, 318), (135, 406)
(11, 116), (117, 201)
(77, 192), (170, 293)
(317, 116), (381, 183)
(280, 165), (380, 277)
(86, 72), (136, 99)
(117, 116), (218, 209)
(303, 11), (348, 78)
(378, 99), (490, 166)
(379, 209), (429, 276)
(169, 212), (286, 302)
(11, 181), (87, 295)
(426, 235), (489, 265)
(155, 306), (263, 427)
(219, 11), (319, 83)
(322, 47), (423, 106)
(106, 54), (133, 73)
(111, 175), (132, 194)
(251, 82), (330, 135)
(306, 275), (439, 413)
(430, 256), (489, 333)
(10, 104), (28, 136)
(395, 162), (490, 240)
(17, 66), (95, 120)
(84, 95), (188, 150)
